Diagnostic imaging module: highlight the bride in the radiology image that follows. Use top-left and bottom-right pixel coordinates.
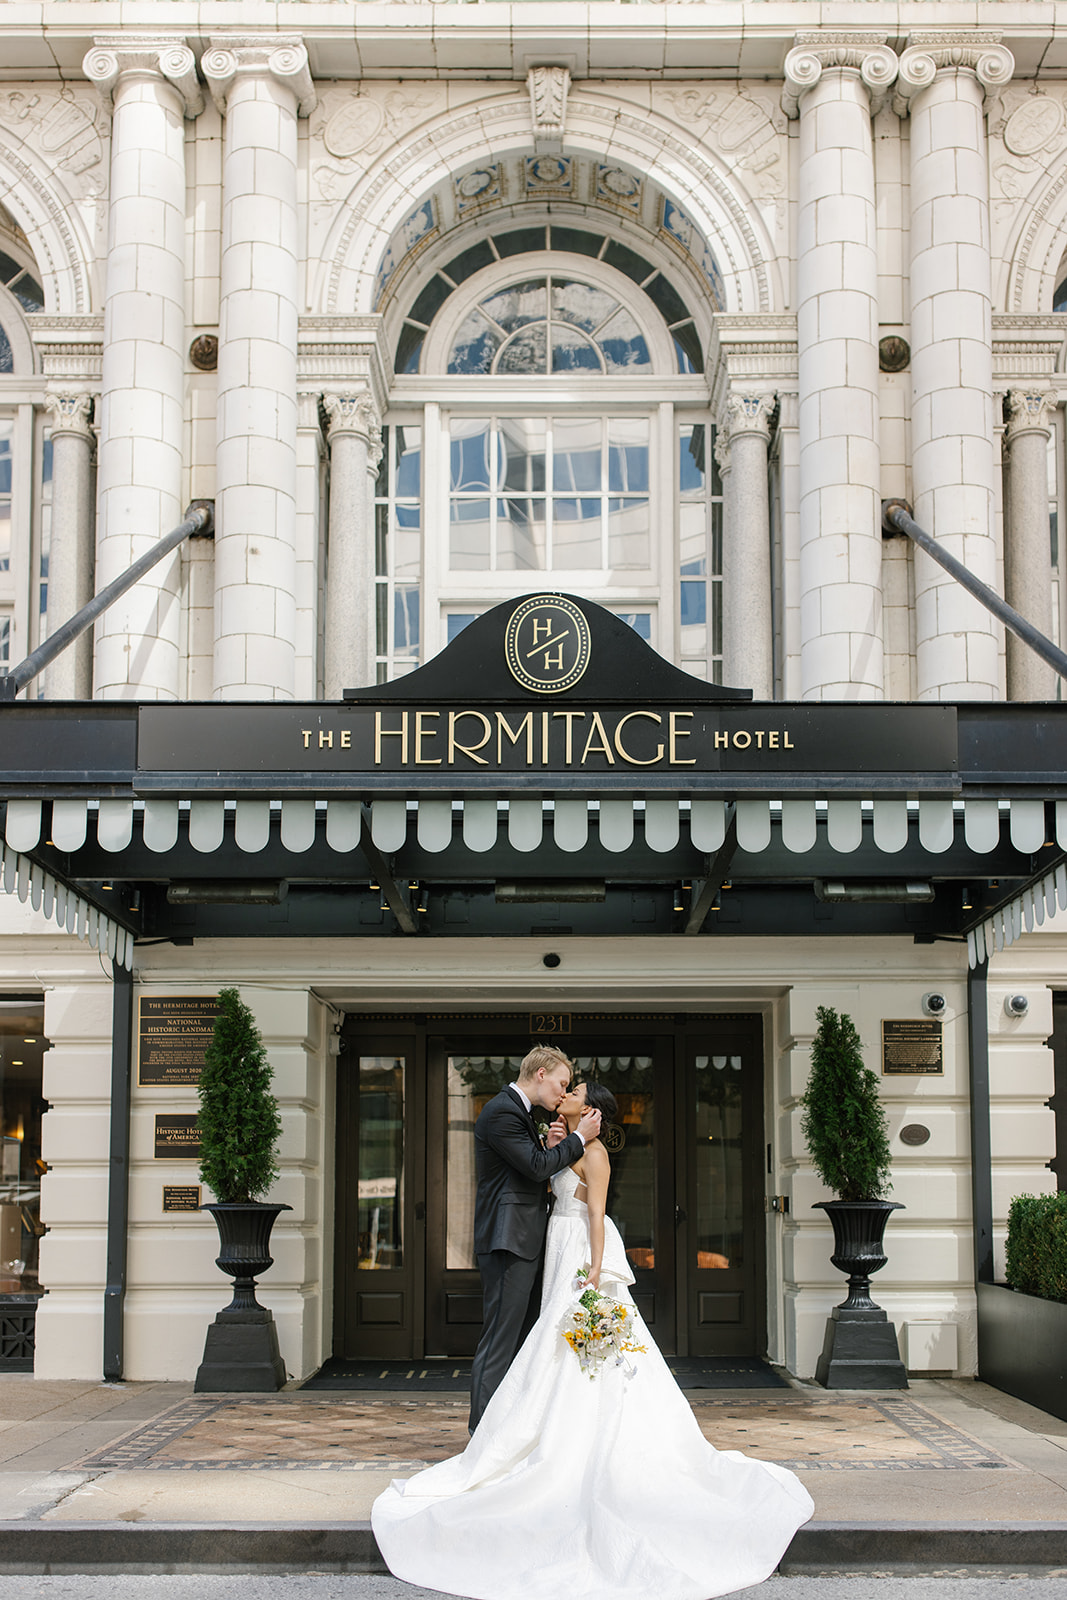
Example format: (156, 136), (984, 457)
(372, 1079), (814, 1600)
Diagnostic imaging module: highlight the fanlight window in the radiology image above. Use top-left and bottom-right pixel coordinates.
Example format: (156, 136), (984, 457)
(447, 276), (651, 376)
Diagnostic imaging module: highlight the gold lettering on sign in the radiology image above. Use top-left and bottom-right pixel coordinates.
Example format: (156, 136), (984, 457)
(541, 711), (550, 765)
(319, 729), (333, 749)
(580, 711), (616, 765)
(415, 710), (441, 765)
(497, 711), (534, 764)
(375, 711), (409, 764)
(341, 730), (351, 749)
(449, 710), (491, 766)
(614, 711), (664, 766)
(302, 729), (313, 748)
(669, 711), (695, 765)
(552, 710), (586, 764)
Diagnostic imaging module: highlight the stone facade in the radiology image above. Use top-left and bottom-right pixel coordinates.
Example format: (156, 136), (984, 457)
(0, 2), (1064, 1384)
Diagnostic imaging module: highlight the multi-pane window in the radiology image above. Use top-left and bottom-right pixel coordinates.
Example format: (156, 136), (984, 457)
(678, 421), (722, 681)
(448, 278), (651, 376)
(448, 417), (650, 573)
(0, 416), (11, 573)
(374, 424), (422, 682)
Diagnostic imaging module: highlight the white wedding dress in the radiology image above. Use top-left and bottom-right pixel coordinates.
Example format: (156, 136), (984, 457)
(372, 1168), (814, 1600)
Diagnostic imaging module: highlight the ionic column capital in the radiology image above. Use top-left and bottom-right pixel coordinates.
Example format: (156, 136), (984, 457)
(323, 390), (383, 470)
(1005, 387), (1058, 444)
(44, 390), (95, 444)
(782, 33), (898, 119)
(83, 37), (203, 117)
(202, 37), (316, 118)
(893, 33), (1014, 116)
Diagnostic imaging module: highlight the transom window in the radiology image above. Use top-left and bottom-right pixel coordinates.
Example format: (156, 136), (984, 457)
(448, 278), (651, 376)
(448, 417), (650, 572)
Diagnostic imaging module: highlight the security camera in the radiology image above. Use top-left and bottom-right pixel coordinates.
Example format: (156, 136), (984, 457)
(922, 992), (947, 1017)
(1005, 994), (1029, 1018)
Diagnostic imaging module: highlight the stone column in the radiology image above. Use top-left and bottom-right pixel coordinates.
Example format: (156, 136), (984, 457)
(717, 393), (775, 698)
(82, 39), (202, 701)
(323, 390), (382, 699)
(1004, 389), (1057, 701)
(784, 36), (897, 702)
(203, 39), (315, 701)
(42, 392), (95, 699)
(895, 34), (1014, 700)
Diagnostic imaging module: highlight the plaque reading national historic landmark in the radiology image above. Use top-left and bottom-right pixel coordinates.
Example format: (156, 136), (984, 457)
(162, 1185), (202, 1213)
(154, 1115), (202, 1160)
(138, 996), (220, 1087)
(882, 1019), (944, 1075)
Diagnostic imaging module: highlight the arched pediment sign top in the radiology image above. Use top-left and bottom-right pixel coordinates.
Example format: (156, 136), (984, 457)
(311, 89), (781, 323)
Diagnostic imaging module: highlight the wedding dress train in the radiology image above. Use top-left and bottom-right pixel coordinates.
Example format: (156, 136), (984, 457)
(372, 1167), (814, 1600)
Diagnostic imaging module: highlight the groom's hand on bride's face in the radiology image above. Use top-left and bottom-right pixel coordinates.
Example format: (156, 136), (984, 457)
(578, 1107), (602, 1140)
(546, 1116), (568, 1147)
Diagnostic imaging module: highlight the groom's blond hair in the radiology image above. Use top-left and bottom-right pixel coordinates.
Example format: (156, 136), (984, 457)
(518, 1044), (572, 1083)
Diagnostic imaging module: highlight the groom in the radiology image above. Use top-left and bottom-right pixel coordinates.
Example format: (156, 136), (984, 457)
(468, 1044), (601, 1432)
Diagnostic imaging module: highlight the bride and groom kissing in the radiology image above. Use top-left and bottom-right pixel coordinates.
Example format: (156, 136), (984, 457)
(373, 1045), (814, 1600)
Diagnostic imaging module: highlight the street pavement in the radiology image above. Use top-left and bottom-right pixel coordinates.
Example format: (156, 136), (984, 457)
(2, 1579), (1067, 1598)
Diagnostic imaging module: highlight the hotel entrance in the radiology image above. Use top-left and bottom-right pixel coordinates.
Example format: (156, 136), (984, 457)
(334, 1013), (766, 1361)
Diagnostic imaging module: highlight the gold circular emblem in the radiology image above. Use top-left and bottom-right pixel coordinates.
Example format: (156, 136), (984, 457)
(504, 596), (591, 695)
(602, 1124), (626, 1153)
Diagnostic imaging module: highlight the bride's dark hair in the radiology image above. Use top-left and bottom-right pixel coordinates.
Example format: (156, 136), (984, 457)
(583, 1079), (617, 1134)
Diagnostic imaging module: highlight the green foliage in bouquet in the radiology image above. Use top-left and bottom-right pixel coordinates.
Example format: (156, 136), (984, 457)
(800, 1006), (892, 1202)
(1006, 1193), (1067, 1303)
(197, 987), (281, 1203)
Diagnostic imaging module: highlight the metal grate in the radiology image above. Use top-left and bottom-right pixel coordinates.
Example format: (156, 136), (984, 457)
(0, 1300), (37, 1371)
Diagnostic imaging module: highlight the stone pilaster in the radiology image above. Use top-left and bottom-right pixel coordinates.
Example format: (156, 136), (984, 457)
(323, 389), (382, 699)
(717, 393), (776, 699)
(895, 33), (1015, 700)
(42, 391), (95, 699)
(784, 35), (897, 701)
(83, 38), (203, 701)
(1004, 388), (1058, 701)
(203, 38), (315, 701)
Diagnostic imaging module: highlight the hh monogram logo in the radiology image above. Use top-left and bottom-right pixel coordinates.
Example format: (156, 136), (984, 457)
(504, 596), (592, 694)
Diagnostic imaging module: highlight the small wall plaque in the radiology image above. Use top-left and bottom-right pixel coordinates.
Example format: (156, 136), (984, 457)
(900, 1124), (932, 1147)
(154, 1114), (201, 1160)
(139, 996), (220, 1087)
(163, 1185), (202, 1213)
(882, 1019), (943, 1075)
(529, 1011), (571, 1034)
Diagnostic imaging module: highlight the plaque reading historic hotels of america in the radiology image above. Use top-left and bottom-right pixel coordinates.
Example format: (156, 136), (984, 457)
(154, 1115), (202, 1160)
(138, 996), (220, 1087)
(882, 1019), (944, 1075)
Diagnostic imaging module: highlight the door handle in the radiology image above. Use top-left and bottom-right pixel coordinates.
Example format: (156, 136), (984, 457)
(415, 1201), (426, 1222)
(674, 1206), (687, 1226)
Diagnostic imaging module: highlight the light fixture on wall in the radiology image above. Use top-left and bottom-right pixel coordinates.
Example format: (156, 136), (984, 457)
(961, 885), (973, 911)
(815, 880), (935, 903)
(166, 882), (288, 905)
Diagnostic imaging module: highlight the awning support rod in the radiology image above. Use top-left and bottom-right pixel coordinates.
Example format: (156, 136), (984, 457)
(0, 501), (214, 701)
(882, 499), (1067, 685)
(684, 806), (738, 936)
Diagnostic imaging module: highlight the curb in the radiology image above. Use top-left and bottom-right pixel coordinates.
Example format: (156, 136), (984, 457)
(0, 1521), (1066, 1575)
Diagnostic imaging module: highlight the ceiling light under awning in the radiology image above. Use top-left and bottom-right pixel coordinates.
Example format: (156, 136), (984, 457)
(815, 880), (936, 903)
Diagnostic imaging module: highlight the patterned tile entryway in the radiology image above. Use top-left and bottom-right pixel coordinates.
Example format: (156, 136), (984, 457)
(74, 1393), (1012, 1473)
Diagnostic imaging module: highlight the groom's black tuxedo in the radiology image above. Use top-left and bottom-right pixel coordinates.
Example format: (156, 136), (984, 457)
(468, 1086), (585, 1431)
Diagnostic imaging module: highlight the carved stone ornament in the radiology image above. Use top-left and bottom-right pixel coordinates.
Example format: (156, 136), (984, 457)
(202, 37), (316, 119)
(82, 38), (203, 118)
(894, 34), (1015, 117)
(43, 390), (94, 442)
(323, 390), (383, 465)
(782, 34), (898, 120)
(528, 66), (570, 146)
(723, 392), (777, 441)
(1004, 387), (1058, 441)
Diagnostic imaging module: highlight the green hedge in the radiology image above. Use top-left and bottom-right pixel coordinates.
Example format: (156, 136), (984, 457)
(1005, 1193), (1067, 1304)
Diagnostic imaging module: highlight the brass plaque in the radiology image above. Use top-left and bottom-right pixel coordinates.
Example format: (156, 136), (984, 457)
(882, 1019), (943, 1075)
(529, 1011), (571, 1034)
(154, 1114), (201, 1160)
(162, 1185), (202, 1213)
(138, 996), (220, 1087)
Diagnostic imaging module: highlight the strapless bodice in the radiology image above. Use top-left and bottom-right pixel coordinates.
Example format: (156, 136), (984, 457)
(550, 1166), (586, 1216)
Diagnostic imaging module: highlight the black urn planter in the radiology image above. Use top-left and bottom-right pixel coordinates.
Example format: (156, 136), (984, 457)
(195, 1201), (292, 1393)
(814, 1199), (908, 1389)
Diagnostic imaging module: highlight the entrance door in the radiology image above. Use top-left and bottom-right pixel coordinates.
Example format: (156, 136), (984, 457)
(334, 1013), (764, 1361)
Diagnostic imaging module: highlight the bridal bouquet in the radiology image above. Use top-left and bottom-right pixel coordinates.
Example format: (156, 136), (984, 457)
(560, 1265), (646, 1379)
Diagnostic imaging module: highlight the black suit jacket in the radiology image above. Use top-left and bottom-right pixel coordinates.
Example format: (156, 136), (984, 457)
(473, 1087), (585, 1259)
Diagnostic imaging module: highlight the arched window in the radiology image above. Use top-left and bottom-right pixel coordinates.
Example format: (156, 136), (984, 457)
(374, 223), (720, 684)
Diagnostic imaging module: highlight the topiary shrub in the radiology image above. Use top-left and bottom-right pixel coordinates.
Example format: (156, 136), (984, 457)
(1005, 1193), (1067, 1303)
(197, 987), (281, 1203)
(800, 1006), (892, 1202)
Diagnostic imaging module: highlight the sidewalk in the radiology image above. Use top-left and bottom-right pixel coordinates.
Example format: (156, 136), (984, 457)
(0, 1374), (1066, 1573)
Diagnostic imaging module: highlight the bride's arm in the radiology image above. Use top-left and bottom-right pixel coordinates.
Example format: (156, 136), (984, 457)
(583, 1143), (610, 1291)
